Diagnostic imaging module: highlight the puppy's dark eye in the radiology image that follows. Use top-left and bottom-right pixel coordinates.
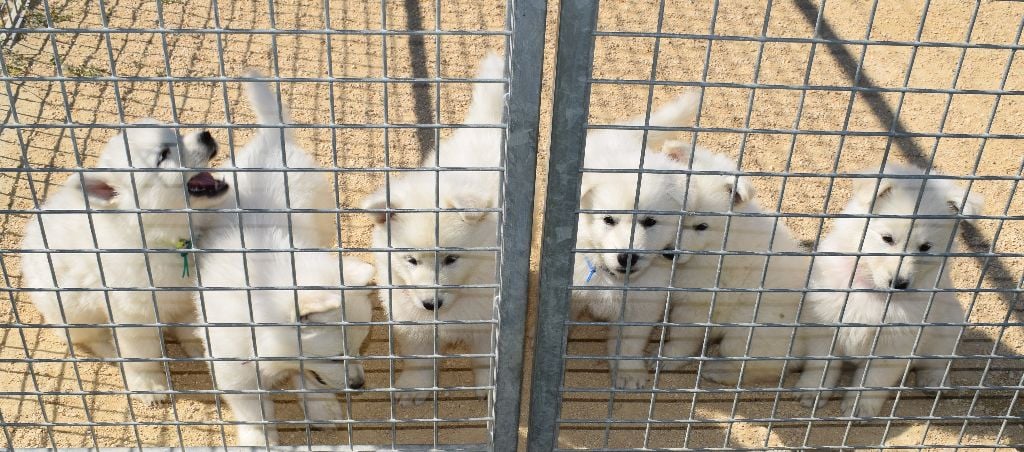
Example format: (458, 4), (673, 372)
(694, 223), (709, 231)
(603, 216), (617, 226)
(406, 257), (418, 266)
(640, 217), (657, 228)
(442, 255), (459, 266)
(918, 243), (932, 252)
(882, 235), (895, 245)
(661, 247), (675, 260)
(156, 147), (170, 165)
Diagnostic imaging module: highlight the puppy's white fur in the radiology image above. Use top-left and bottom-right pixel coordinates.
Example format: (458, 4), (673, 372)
(21, 120), (227, 404)
(196, 74), (374, 445)
(361, 53), (505, 406)
(657, 141), (811, 386)
(571, 94), (702, 389)
(795, 165), (979, 417)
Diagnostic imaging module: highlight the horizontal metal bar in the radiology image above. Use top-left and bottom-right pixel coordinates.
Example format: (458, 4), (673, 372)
(559, 385), (1023, 395)
(17, 447), (489, 452)
(1, 75), (508, 84)
(566, 286), (1022, 295)
(592, 30), (1024, 51)
(5, 417), (494, 428)
(1, 27), (511, 36)
(0, 122), (504, 129)
(591, 77), (1024, 96)
(563, 353), (1022, 362)
(586, 123), (1024, 139)
(557, 414), (1019, 424)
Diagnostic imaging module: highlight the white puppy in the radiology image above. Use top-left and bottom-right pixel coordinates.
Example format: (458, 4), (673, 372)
(657, 141), (812, 386)
(196, 73), (374, 445)
(20, 120), (228, 403)
(571, 94), (702, 389)
(795, 165), (979, 417)
(360, 53), (505, 406)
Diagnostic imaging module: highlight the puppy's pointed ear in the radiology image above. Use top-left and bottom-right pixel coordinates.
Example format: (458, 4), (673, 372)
(360, 188), (393, 224)
(724, 176), (754, 206)
(660, 140), (693, 166)
(342, 258), (375, 287)
(853, 176), (894, 206)
(297, 293), (342, 319)
(947, 186), (984, 224)
(578, 174), (598, 209)
(443, 193), (491, 223)
(79, 173), (118, 208)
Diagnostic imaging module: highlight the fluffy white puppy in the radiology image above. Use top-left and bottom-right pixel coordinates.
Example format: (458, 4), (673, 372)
(196, 73), (374, 445)
(795, 165), (979, 417)
(21, 120), (228, 403)
(571, 93), (702, 389)
(360, 53), (505, 406)
(657, 140), (812, 386)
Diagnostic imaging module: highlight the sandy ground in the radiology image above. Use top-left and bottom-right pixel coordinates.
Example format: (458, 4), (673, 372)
(0, 0), (1022, 449)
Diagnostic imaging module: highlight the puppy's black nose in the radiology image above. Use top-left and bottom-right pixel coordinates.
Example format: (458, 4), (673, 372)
(421, 298), (444, 310)
(891, 277), (910, 290)
(348, 378), (364, 390)
(617, 253), (639, 268)
(198, 131), (217, 158)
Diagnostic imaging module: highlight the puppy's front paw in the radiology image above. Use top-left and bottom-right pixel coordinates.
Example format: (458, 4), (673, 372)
(236, 425), (278, 446)
(699, 362), (741, 386)
(612, 362), (649, 389)
(302, 395), (344, 427)
(799, 391), (829, 409)
(125, 372), (170, 405)
(840, 393), (884, 418)
(395, 369), (433, 407)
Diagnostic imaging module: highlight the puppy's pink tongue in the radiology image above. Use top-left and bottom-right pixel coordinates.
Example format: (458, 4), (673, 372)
(187, 172), (228, 197)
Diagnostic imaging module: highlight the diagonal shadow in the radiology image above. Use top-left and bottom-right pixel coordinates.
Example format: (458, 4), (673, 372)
(794, 0), (1021, 310)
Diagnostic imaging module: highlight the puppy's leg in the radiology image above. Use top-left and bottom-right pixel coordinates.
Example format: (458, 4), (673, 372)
(292, 372), (343, 430)
(914, 325), (958, 392)
(605, 298), (661, 389)
(841, 347), (911, 418)
(213, 360), (278, 446)
(795, 327), (841, 409)
(660, 296), (710, 371)
(113, 325), (170, 405)
(394, 325), (436, 406)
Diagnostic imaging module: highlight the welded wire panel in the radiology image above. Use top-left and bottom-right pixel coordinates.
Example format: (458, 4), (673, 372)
(534, 0), (1024, 449)
(0, 0), (538, 449)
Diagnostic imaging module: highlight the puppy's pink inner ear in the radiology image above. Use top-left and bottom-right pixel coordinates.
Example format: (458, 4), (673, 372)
(83, 178), (117, 201)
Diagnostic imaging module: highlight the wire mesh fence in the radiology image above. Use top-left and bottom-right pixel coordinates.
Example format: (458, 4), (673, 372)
(0, 0), (543, 449)
(2, 0), (1023, 450)
(529, 0), (1024, 450)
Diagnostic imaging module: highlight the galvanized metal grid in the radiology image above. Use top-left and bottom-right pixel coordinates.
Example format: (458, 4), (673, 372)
(0, 0), (544, 450)
(529, 0), (1024, 450)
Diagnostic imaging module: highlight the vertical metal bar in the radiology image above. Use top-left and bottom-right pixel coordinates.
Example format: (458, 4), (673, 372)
(525, 1), (600, 450)
(492, 0), (547, 450)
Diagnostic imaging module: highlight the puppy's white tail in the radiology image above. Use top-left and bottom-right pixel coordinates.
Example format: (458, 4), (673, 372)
(463, 52), (507, 125)
(244, 70), (291, 127)
(634, 91), (701, 149)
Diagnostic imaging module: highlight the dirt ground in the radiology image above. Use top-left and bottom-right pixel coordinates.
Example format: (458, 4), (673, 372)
(1, 0), (1022, 449)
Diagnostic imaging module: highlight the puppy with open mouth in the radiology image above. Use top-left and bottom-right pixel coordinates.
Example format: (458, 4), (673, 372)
(20, 119), (229, 404)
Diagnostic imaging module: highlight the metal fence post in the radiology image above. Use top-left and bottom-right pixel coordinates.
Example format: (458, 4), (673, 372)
(525, 1), (600, 450)
(493, 0), (548, 450)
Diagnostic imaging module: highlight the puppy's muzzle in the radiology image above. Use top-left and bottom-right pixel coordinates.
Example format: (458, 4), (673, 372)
(615, 252), (640, 273)
(889, 277), (910, 290)
(348, 375), (365, 390)
(186, 172), (229, 198)
(421, 298), (444, 311)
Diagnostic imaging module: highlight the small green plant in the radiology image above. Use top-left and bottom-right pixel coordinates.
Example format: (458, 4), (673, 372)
(22, 8), (74, 28)
(1, 50), (31, 76)
(64, 63), (105, 78)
